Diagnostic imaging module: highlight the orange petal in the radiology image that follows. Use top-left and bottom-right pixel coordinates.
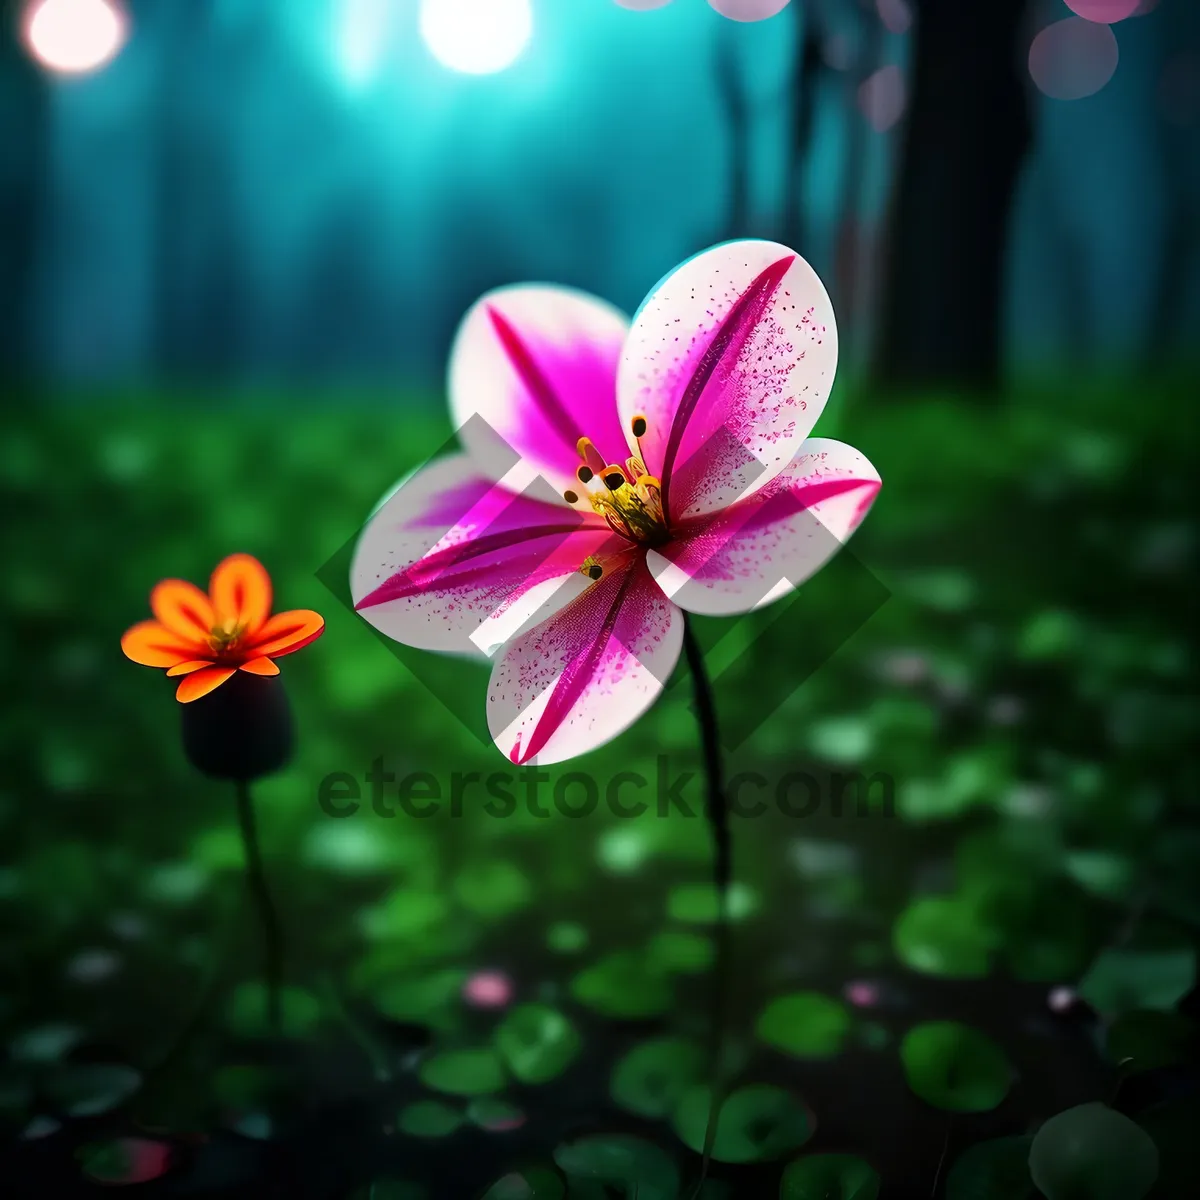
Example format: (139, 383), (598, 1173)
(239, 657), (279, 676)
(166, 659), (215, 677)
(121, 620), (202, 668)
(151, 579), (215, 642)
(248, 609), (324, 658)
(210, 553), (272, 636)
(175, 665), (236, 703)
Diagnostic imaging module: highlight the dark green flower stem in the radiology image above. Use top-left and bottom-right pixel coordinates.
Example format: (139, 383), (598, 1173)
(235, 779), (283, 1031)
(682, 614), (732, 1195)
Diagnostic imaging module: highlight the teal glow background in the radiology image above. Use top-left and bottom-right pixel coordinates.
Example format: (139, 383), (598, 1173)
(2, 1), (1198, 1197)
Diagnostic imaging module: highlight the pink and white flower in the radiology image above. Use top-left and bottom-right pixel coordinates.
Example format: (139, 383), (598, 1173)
(352, 240), (880, 765)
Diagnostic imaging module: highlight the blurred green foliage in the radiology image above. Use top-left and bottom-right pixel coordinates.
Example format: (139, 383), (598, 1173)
(0, 377), (1197, 1195)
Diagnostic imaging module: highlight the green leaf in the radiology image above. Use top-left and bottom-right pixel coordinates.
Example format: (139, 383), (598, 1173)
(554, 1133), (678, 1200)
(570, 952), (672, 1019)
(646, 929), (713, 974)
(780, 1153), (880, 1199)
(418, 1048), (506, 1097)
(453, 860), (532, 920)
(756, 993), (852, 1060)
(46, 1064), (140, 1117)
(900, 1022), (1010, 1112)
(610, 1037), (706, 1119)
(398, 1099), (463, 1138)
(1106, 1010), (1196, 1074)
(673, 1084), (813, 1163)
(546, 922), (589, 954)
(466, 1096), (525, 1131)
(493, 1004), (580, 1085)
(1079, 928), (1197, 1016)
(667, 882), (759, 924)
(479, 1167), (565, 1200)
(1029, 1103), (1158, 1200)
(76, 1137), (173, 1185)
(372, 969), (467, 1030)
(225, 983), (322, 1038)
(945, 1136), (1036, 1200)
(893, 896), (994, 978)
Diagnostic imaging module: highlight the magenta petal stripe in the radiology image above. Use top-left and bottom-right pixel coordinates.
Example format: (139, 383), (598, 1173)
(354, 522), (586, 611)
(513, 564), (641, 765)
(658, 254), (795, 524)
(487, 305), (583, 452)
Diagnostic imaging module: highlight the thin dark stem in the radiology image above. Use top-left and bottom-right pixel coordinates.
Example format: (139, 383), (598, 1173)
(234, 778), (283, 1031)
(682, 615), (732, 1198)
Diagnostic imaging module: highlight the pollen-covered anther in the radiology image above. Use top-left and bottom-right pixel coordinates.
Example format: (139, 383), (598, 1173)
(602, 467), (628, 491)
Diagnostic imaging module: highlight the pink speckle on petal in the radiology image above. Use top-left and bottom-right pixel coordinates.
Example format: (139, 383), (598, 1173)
(463, 971), (513, 1009)
(1028, 18), (1119, 101)
(858, 64), (907, 132)
(844, 980), (880, 1008)
(1063, 0), (1139, 22)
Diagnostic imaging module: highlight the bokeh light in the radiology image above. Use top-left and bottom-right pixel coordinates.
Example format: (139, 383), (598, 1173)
(876, 0), (912, 36)
(463, 970), (514, 1009)
(1063, 0), (1139, 22)
(21, 0), (127, 77)
(1028, 17), (1119, 101)
(707, 0), (792, 23)
(615, 1), (674, 10)
(419, 0), (532, 76)
(858, 64), (907, 132)
(336, 0), (400, 88)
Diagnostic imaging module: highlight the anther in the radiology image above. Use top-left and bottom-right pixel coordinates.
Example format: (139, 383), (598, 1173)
(588, 564), (603, 580)
(603, 469), (626, 490)
(631, 415), (647, 438)
(563, 489), (579, 504)
(577, 465), (594, 484)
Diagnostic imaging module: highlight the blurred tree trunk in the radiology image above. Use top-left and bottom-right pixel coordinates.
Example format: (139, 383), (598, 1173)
(781, 2), (823, 254)
(716, 28), (750, 239)
(874, 0), (1032, 393)
(0, 2), (48, 386)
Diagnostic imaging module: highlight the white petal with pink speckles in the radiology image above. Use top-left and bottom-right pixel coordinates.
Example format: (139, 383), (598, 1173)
(449, 284), (631, 500)
(487, 555), (683, 765)
(646, 438), (880, 616)
(617, 240), (837, 524)
(351, 455), (616, 657)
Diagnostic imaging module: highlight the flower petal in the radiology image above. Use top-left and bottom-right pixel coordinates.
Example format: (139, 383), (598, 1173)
(150, 579), (215, 642)
(247, 611), (324, 659)
(239, 657), (279, 676)
(352, 454), (622, 658)
(449, 284), (631, 498)
(488, 554), (683, 766)
(175, 665), (236, 703)
(209, 553), (272, 635)
(617, 240), (837, 521)
(166, 659), (215, 677)
(121, 620), (203, 668)
(647, 438), (880, 615)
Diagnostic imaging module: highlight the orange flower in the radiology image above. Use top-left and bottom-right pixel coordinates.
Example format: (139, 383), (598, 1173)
(121, 553), (324, 702)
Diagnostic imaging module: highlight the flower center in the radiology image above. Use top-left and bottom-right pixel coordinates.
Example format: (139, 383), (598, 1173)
(565, 415), (669, 573)
(207, 618), (245, 655)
